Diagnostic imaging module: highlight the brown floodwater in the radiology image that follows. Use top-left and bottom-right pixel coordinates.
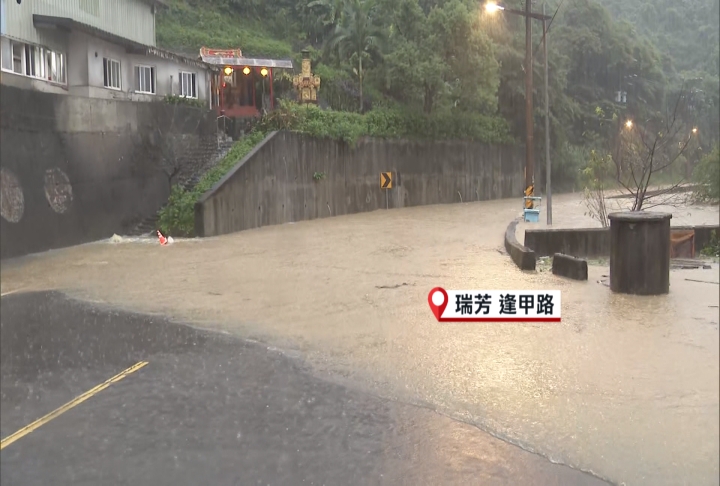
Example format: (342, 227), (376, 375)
(2, 193), (719, 486)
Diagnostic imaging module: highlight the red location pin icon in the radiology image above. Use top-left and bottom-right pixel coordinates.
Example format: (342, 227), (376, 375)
(428, 287), (448, 321)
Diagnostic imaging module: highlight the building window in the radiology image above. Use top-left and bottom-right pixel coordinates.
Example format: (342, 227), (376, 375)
(24, 44), (42, 78)
(0, 37), (12, 72)
(12, 42), (24, 74)
(135, 65), (155, 94)
(46, 50), (66, 84)
(0, 36), (66, 84)
(103, 57), (121, 90)
(179, 71), (197, 98)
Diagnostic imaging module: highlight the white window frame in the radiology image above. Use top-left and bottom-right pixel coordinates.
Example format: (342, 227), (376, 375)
(0, 36), (67, 85)
(134, 64), (155, 94)
(45, 50), (66, 84)
(103, 57), (121, 90)
(179, 71), (197, 98)
(24, 44), (43, 78)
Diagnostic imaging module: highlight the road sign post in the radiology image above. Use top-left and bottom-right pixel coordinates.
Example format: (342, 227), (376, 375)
(380, 172), (392, 210)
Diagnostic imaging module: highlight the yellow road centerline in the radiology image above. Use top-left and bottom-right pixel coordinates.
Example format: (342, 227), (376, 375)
(0, 361), (149, 450)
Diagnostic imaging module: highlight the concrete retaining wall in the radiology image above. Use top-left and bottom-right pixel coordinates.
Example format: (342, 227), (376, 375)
(524, 225), (719, 258)
(195, 131), (525, 237)
(0, 84), (216, 259)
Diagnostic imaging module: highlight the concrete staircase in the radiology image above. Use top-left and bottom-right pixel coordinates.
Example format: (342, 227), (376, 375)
(126, 134), (235, 237)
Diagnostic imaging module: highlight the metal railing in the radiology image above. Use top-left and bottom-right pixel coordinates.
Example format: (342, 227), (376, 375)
(216, 115), (231, 148)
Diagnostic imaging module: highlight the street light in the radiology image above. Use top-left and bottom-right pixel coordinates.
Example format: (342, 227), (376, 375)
(485, 2), (504, 13)
(484, 1), (552, 222)
(625, 119), (633, 129)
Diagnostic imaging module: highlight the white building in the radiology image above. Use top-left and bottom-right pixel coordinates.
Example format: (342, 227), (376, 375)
(0, 0), (215, 106)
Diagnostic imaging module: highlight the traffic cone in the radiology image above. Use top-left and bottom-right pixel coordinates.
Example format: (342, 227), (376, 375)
(157, 230), (168, 246)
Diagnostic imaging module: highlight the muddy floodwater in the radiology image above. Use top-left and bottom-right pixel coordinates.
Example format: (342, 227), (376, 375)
(2, 193), (719, 486)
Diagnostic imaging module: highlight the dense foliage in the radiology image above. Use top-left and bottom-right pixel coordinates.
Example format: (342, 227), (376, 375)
(156, 0), (719, 193)
(693, 146), (720, 203)
(701, 230), (720, 258)
(258, 100), (512, 144)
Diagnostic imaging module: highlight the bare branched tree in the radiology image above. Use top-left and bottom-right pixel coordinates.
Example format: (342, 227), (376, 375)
(612, 84), (698, 211)
(581, 150), (613, 227)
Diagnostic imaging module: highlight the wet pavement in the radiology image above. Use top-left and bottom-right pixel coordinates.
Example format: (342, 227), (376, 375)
(1, 290), (610, 486)
(1, 194), (718, 486)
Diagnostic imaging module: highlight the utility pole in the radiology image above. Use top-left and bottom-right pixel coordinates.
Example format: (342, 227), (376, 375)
(543, 3), (552, 225)
(485, 1), (551, 209)
(524, 0), (534, 202)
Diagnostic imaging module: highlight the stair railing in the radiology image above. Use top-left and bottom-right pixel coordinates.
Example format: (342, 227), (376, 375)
(216, 115), (230, 148)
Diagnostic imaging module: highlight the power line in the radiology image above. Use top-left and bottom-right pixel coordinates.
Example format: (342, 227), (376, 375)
(532, 0), (566, 60)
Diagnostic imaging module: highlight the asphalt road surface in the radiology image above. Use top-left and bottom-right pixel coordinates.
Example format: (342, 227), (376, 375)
(0, 291), (609, 486)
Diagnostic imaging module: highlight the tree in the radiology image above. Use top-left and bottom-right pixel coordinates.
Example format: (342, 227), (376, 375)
(612, 88), (698, 211)
(581, 150), (613, 227)
(328, 0), (386, 111)
(693, 145), (720, 203)
(383, 0), (498, 114)
(383, 0), (445, 113)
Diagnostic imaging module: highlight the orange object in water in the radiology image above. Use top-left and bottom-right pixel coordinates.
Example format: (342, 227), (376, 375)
(157, 230), (168, 246)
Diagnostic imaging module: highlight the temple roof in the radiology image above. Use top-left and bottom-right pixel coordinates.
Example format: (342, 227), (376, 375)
(199, 47), (293, 69)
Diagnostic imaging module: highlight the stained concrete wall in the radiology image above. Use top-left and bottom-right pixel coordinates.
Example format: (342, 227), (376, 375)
(195, 131), (526, 237)
(0, 84), (216, 259)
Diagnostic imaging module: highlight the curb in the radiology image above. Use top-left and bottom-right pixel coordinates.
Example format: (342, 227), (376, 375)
(504, 220), (536, 271)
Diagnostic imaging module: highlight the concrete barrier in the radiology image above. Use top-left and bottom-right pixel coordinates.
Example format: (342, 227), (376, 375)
(505, 220), (536, 271)
(524, 228), (610, 258)
(552, 253), (588, 281)
(195, 131), (526, 237)
(524, 225), (719, 258)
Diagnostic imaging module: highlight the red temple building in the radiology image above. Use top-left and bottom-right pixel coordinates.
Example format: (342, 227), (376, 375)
(200, 47), (293, 119)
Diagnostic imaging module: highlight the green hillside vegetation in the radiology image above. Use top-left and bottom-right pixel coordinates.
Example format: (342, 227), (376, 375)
(155, 0), (719, 236)
(156, 0), (294, 58)
(600, 0), (720, 76)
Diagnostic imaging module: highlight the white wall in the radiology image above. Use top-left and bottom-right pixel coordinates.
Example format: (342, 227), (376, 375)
(67, 31), (210, 105)
(1, 29), (211, 107)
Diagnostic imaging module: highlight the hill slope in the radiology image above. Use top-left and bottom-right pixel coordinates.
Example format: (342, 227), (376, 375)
(156, 0), (294, 58)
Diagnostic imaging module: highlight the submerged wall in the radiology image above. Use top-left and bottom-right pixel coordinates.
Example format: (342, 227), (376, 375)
(195, 131), (526, 237)
(0, 84), (216, 259)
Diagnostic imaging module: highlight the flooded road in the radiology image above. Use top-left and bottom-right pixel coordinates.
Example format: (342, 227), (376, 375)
(2, 193), (719, 485)
(2, 291), (607, 485)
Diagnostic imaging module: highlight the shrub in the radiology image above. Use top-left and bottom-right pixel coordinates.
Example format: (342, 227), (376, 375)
(258, 101), (513, 145)
(163, 94), (205, 108)
(700, 230), (719, 258)
(157, 130), (267, 236)
(693, 146), (720, 203)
